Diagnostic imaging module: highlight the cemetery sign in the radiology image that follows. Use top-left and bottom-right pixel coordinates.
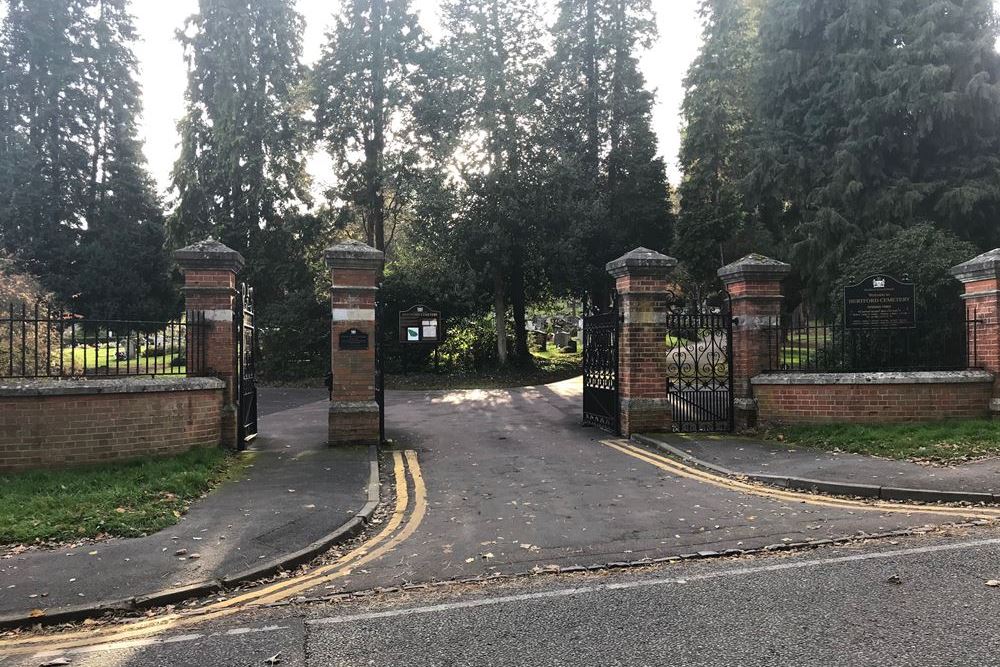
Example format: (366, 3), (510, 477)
(844, 275), (915, 329)
(339, 328), (369, 350)
(399, 305), (442, 344)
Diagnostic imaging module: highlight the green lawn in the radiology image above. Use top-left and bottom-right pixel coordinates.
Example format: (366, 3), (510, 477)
(766, 420), (1000, 462)
(59, 345), (185, 376)
(0, 447), (248, 545)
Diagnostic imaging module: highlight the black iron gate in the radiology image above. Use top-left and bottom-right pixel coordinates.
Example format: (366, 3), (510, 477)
(582, 298), (621, 434)
(237, 283), (258, 448)
(665, 300), (734, 433)
(374, 291), (385, 443)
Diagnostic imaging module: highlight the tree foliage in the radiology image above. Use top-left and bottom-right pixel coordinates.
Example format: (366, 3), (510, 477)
(0, 0), (174, 319)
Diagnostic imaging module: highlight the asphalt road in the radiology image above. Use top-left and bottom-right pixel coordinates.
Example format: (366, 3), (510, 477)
(8, 528), (1000, 666)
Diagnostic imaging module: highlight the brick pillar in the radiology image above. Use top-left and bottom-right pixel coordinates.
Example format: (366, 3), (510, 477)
(326, 240), (384, 446)
(951, 248), (1000, 418)
(174, 238), (245, 449)
(718, 254), (790, 429)
(607, 247), (678, 437)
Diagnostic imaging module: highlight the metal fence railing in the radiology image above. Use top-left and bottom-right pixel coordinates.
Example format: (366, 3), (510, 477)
(764, 315), (981, 373)
(1, 301), (208, 379)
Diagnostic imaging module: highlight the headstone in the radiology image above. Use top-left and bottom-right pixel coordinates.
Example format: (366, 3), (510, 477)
(561, 340), (578, 353)
(554, 331), (571, 348)
(532, 331), (547, 350)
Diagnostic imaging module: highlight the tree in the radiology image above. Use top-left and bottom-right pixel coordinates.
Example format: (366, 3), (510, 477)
(0, 0), (173, 318)
(439, 0), (546, 364)
(753, 0), (1000, 308)
(540, 0), (674, 303)
(169, 0), (312, 297)
(76, 0), (174, 320)
(675, 0), (761, 287)
(0, 0), (94, 300)
(313, 0), (430, 254)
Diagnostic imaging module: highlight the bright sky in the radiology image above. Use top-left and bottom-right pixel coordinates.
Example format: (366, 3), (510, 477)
(132, 0), (703, 196)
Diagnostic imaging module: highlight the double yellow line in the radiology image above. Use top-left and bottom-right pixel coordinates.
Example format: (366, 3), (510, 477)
(0, 450), (426, 658)
(603, 439), (1000, 520)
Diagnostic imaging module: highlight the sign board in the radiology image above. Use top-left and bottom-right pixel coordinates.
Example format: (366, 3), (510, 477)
(844, 275), (915, 329)
(339, 328), (369, 350)
(399, 305), (441, 344)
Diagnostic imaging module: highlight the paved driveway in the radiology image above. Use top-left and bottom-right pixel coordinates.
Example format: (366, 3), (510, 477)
(311, 376), (961, 595)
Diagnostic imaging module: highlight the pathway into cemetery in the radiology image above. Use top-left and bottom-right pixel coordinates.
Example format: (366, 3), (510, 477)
(283, 376), (996, 598)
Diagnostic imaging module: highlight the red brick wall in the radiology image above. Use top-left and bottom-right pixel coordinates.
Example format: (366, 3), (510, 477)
(753, 377), (992, 425)
(0, 382), (223, 472)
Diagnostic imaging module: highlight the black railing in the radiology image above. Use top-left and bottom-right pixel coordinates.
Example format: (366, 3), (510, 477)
(764, 316), (981, 373)
(1, 301), (208, 379)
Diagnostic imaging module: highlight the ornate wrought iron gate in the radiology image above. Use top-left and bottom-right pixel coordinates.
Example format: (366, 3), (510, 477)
(237, 283), (258, 448)
(665, 300), (734, 433)
(582, 298), (621, 434)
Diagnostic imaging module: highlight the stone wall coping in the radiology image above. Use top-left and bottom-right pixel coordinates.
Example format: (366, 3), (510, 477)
(718, 253), (791, 283)
(751, 370), (994, 386)
(325, 240), (385, 270)
(174, 238), (245, 273)
(950, 248), (1000, 283)
(606, 247), (678, 278)
(0, 376), (225, 397)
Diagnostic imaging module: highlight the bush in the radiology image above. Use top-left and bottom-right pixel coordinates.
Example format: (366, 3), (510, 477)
(833, 224), (978, 320)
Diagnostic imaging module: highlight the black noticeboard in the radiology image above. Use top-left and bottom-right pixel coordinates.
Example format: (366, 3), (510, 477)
(339, 328), (369, 351)
(399, 305), (442, 344)
(844, 275), (915, 329)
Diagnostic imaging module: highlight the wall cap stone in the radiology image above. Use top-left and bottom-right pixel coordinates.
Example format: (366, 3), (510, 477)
(174, 238), (245, 273)
(718, 253), (791, 284)
(606, 247), (677, 278)
(325, 240), (385, 271)
(951, 248), (1000, 283)
(751, 370), (993, 386)
(0, 376), (224, 397)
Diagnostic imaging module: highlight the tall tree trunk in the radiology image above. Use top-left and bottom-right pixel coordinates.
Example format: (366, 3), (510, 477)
(511, 243), (529, 362)
(493, 267), (508, 365)
(370, 0), (386, 251)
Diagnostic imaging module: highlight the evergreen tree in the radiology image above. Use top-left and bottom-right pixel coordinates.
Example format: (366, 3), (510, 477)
(753, 0), (1000, 307)
(540, 0), (674, 303)
(0, 0), (94, 300)
(0, 0), (173, 317)
(675, 0), (760, 287)
(76, 0), (174, 320)
(439, 0), (546, 364)
(313, 0), (430, 253)
(169, 0), (312, 297)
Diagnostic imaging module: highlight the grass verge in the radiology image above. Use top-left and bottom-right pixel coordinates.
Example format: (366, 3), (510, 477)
(765, 420), (1000, 462)
(0, 447), (248, 545)
(387, 349), (582, 390)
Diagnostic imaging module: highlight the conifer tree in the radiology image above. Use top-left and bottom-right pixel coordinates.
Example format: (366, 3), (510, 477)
(313, 0), (430, 253)
(169, 0), (312, 293)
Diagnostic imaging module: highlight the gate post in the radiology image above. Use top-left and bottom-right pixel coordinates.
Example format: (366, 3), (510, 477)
(326, 240), (384, 446)
(174, 238), (245, 449)
(607, 247), (678, 436)
(718, 254), (790, 429)
(950, 249), (1000, 418)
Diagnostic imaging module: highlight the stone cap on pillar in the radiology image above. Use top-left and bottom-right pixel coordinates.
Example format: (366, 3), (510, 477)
(606, 247), (678, 278)
(174, 238), (245, 274)
(718, 253), (790, 285)
(325, 239), (385, 271)
(950, 249), (1000, 283)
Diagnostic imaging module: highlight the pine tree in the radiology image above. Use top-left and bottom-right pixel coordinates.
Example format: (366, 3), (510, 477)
(439, 0), (546, 364)
(675, 0), (760, 287)
(169, 0), (312, 295)
(313, 0), (430, 253)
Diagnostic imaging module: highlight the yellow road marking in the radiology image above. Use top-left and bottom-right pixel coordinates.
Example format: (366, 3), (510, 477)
(0, 450), (425, 657)
(604, 440), (1000, 519)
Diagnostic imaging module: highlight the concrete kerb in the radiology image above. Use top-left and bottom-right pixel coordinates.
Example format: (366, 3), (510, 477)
(631, 434), (1000, 505)
(0, 445), (381, 631)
